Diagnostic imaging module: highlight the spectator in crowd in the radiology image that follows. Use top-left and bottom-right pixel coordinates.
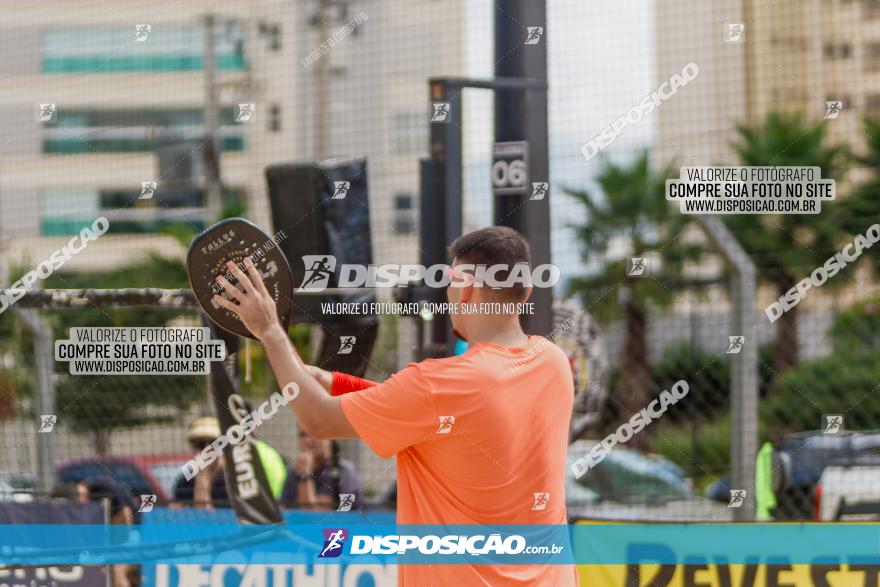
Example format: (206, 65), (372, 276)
(173, 416), (228, 508)
(173, 415), (288, 507)
(84, 475), (138, 525)
(50, 481), (90, 504)
(280, 428), (361, 510)
(60, 475), (139, 587)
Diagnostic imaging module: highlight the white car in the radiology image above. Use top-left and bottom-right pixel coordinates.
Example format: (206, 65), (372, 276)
(0, 477), (33, 503)
(815, 458), (880, 521)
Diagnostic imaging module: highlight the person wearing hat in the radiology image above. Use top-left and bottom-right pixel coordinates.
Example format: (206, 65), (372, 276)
(173, 416), (228, 508)
(173, 416), (288, 508)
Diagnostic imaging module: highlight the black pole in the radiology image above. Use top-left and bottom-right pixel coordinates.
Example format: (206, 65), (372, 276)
(328, 441), (342, 509)
(428, 81), (463, 357)
(494, 0), (552, 336)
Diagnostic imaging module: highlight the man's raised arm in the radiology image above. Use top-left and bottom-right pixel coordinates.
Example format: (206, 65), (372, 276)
(213, 257), (357, 440)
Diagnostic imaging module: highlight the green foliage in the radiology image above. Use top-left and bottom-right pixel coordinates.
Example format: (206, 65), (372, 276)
(649, 343), (730, 422)
(762, 348), (880, 434)
(158, 222), (199, 251)
(653, 416), (733, 478)
(647, 343), (776, 474)
(221, 196), (247, 220)
(565, 151), (706, 321)
(833, 117), (880, 274)
(829, 296), (880, 354)
(0, 298), (36, 417)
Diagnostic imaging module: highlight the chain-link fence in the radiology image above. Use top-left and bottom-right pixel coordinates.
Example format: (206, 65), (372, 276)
(2, 0), (880, 533)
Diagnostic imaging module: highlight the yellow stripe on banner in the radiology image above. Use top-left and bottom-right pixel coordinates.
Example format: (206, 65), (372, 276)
(572, 521), (880, 586)
(577, 564), (877, 586)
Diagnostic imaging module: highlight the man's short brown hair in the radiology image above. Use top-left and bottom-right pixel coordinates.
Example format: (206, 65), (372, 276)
(448, 226), (531, 300)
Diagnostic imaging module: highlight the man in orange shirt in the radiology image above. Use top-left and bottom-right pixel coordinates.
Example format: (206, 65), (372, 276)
(214, 226), (578, 586)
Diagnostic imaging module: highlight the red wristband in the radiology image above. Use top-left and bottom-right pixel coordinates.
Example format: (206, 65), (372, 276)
(331, 372), (379, 396)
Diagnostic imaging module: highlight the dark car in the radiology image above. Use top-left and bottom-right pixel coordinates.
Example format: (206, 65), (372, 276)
(705, 430), (880, 519)
(56, 454), (191, 502)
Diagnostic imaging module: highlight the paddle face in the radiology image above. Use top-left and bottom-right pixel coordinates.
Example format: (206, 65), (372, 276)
(187, 218), (293, 340)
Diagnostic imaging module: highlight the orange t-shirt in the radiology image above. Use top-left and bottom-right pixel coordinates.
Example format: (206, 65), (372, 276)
(340, 336), (578, 586)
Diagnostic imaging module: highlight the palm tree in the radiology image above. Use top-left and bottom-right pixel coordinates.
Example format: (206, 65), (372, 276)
(726, 112), (848, 380)
(565, 151), (706, 450)
(834, 117), (880, 275)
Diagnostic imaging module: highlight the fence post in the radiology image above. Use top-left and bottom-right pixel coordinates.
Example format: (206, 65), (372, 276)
(694, 215), (758, 521)
(17, 309), (56, 495)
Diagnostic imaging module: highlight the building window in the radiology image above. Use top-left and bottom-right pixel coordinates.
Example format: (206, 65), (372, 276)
(866, 43), (880, 70)
(41, 108), (244, 154)
(43, 23), (246, 73)
(393, 193), (415, 235)
(824, 42), (852, 59)
(270, 104), (282, 132)
(866, 94), (880, 118)
(259, 22), (282, 51)
(40, 186), (244, 235)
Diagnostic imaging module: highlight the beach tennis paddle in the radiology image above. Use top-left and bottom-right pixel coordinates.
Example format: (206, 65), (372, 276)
(187, 218), (293, 339)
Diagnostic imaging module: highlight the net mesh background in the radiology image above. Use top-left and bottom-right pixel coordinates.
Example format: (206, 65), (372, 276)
(0, 0), (878, 522)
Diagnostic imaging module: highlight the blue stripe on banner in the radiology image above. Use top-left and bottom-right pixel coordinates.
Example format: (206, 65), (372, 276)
(2, 510), (880, 566)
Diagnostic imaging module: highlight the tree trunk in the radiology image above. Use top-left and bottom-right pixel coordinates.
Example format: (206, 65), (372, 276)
(617, 302), (652, 451)
(0, 379), (14, 420)
(773, 274), (799, 389)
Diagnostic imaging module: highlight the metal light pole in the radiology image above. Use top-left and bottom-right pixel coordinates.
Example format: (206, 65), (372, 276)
(494, 0), (552, 336)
